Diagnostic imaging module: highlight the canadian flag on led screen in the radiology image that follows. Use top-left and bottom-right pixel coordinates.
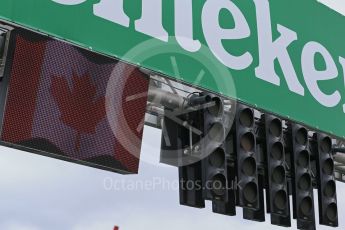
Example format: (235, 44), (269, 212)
(0, 30), (149, 173)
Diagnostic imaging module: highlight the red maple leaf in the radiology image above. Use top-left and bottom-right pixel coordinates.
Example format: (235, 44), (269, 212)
(50, 71), (106, 151)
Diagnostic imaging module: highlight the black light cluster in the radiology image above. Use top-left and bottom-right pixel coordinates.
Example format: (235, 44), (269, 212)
(160, 94), (339, 230)
(313, 133), (338, 227)
(288, 124), (316, 229)
(200, 95), (234, 214)
(263, 114), (291, 227)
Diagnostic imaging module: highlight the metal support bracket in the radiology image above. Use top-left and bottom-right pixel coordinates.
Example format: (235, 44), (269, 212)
(0, 24), (14, 79)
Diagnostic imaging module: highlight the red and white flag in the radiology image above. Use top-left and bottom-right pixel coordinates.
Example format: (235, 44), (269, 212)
(1, 30), (149, 173)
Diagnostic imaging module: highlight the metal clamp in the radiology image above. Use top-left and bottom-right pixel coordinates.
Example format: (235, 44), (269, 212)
(0, 24), (14, 79)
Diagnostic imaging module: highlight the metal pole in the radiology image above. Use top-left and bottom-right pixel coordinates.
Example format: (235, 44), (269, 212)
(148, 86), (186, 109)
(334, 153), (345, 165)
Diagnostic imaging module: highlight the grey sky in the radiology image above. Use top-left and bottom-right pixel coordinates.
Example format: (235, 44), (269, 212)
(0, 126), (344, 230)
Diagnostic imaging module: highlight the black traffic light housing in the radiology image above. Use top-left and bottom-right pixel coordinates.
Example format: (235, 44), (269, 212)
(201, 95), (226, 201)
(203, 147), (228, 201)
(211, 133), (237, 216)
(289, 124), (316, 230)
(161, 94), (205, 208)
(234, 105), (259, 210)
(199, 94), (236, 216)
(161, 97), (342, 230)
(313, 133), (338, 227)
(263, 115), (291, 227)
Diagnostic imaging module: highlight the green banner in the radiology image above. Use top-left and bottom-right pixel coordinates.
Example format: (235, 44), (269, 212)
(1, 0), (345, 138)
